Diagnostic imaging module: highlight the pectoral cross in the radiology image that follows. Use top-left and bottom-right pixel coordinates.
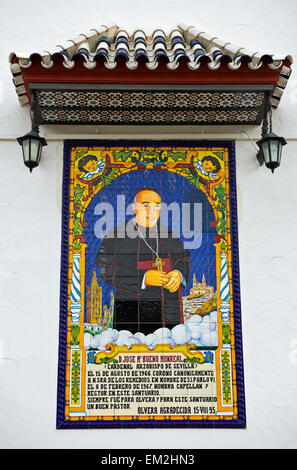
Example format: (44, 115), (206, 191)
(153, 257), (165, 271)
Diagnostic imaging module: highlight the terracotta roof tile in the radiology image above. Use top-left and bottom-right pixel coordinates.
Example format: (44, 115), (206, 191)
(9, 24), (292, 108)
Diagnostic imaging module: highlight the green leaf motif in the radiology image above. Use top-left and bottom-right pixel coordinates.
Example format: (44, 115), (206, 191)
(75, 150), (87, 161)
(213, 151), (224, 161)
(214, 183), (226, 204)
(73, 218), (82, 238)
(74, 184), (85, 200)
(187, 175), (200, 190)
(222, 325), (231, 344)
(219, 217), (227, 237)
(220, 240), (227, 252)
(213, 183), (227, 237)
(97, 357), (118, 364)
(73, 240), (81, 251)
(101, 175), (116, 189)
(70, 325), (80, 345)
(184, 356), (205, 364)
(112, 150), (133, 162)
(166, 151), (187, 161)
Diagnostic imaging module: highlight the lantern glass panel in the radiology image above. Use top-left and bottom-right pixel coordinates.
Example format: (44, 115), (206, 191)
(22, 138), (31, 162)
(37, 143), (42, 163)
(30, 138), (41, 163)
(269, 140), (280, 164)
(262, 141), (270, 165)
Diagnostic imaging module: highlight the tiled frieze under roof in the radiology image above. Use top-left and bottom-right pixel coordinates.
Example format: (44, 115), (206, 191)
(32, 85), (267, 125)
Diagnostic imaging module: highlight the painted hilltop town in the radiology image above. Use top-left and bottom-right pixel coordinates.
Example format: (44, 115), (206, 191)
(83, 271), (218, 350)
(182, 273), (215, 319)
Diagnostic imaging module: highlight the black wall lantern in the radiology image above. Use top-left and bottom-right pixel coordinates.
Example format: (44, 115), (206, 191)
(257, 107), (287, 173)
(17, 129), (47, 173)
(17, 95), (47, 173)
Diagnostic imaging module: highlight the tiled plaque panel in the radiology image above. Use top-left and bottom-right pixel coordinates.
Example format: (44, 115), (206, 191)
(56, 140), (245, 429)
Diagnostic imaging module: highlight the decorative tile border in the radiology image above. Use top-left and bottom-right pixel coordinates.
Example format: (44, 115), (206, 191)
(56, 139), (246, 429)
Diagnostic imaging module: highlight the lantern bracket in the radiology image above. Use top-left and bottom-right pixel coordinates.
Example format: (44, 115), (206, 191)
(257, 96), (272, 166)
(30, 92), (39, 134)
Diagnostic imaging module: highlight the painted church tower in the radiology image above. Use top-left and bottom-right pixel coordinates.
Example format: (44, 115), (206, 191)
(86, 271), (102, 324)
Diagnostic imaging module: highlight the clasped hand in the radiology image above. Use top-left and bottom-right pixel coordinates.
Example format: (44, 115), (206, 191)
(145, 269), (182, 292)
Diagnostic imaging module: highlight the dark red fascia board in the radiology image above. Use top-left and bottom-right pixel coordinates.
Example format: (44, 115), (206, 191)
(16, 57), (287, 104)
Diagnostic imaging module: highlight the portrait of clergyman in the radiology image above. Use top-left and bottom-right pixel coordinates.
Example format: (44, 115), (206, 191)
(83, 169), (218, 350)
(95, 188), (191, 335)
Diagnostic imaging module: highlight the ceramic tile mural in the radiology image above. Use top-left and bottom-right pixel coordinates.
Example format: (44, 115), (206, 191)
(57, 140), (245, 428)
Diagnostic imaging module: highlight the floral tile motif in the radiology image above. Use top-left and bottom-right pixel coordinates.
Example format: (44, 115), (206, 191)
(36, 88), (264, 125)
(37, 90), (265, 109)
(40, 106), (260, 125)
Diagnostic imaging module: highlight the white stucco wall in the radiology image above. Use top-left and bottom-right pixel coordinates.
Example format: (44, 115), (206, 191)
(0, 0), (297, 449)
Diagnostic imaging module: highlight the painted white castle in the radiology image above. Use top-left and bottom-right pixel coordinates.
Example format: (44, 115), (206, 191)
(188, 274), (214, 298)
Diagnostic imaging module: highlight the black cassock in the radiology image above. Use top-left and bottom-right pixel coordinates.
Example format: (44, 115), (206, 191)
(95, 221), (191, 335)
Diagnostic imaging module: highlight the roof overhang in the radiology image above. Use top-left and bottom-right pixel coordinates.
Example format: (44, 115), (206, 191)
(9, 25), (292, 127)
